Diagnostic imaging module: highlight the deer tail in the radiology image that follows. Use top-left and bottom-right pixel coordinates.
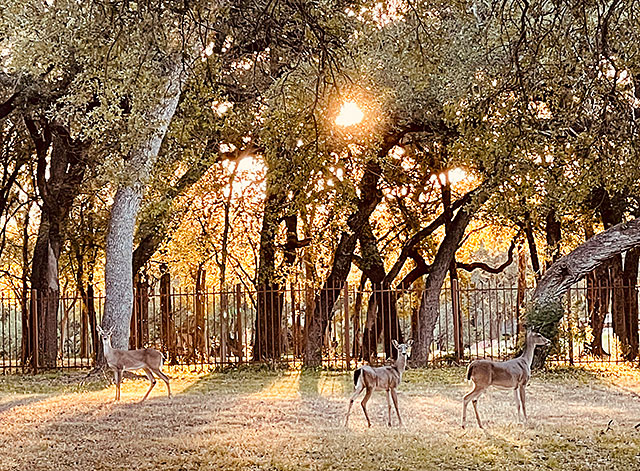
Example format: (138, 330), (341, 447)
(466, 362), (475, 381)
(353, 367), (362, 389)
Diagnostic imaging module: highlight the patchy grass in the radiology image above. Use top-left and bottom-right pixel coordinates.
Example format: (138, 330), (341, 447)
(1, 365), (639, 470)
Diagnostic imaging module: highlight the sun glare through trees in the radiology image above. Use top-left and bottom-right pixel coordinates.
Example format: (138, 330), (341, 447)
(335, 101), (364, 126)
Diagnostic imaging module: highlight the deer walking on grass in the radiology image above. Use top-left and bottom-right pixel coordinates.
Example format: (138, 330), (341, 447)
(97, 325), (172, 402)
(462, 330), (550, 429)
(345, 340), (413, 427)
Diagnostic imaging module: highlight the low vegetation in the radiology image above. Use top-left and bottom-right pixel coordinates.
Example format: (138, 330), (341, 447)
(1, 365), (639, 470)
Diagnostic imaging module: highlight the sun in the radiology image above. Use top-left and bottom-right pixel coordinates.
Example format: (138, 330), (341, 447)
(335, 101), (364, 126)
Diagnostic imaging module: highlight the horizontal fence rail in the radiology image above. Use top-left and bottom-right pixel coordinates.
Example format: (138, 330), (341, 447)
(0, 281), (638, 372)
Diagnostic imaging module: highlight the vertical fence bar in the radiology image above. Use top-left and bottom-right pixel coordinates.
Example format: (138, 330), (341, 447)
(567, 288), (574, 366)
(344, 282), (350, 370)
(236, 284), (243, 364)
(451, 279), (462, 363)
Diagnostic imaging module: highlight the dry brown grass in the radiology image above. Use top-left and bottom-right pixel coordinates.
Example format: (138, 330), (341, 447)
(1, 365), (639, 470)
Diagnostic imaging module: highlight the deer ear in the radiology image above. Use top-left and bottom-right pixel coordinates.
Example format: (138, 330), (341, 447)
(96, 325), (104, 335)
(407, 340), (414, 347)
(392, 339), (399, 349)
(107, 326), (114, 336)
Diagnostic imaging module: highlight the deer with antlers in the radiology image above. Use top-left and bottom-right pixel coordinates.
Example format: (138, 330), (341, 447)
(345, 340), (413, 427)
(97, 324), (171, 402)
(462, 330), (550, 428)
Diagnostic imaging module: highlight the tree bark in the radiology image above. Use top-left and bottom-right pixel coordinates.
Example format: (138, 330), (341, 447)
(160, 266), (178, 364)
(102, 60), (183, 350)
(23, 120), (88, 368)
(528, 217), (640, 367)
(194, 266), (206, 360)
(304, 160), (382, 366)
(359, 221), (402, 362)
(253, 176), (286, 361)
(130, 275), (149, 349)
(412, 187), (490, 366)
(545, 208), (562, 268)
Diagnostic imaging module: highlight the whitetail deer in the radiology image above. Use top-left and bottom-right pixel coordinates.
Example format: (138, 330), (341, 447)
(97, 325), (171, 402)
(345, 339), (413, 427)
(462, 330), (550, 428)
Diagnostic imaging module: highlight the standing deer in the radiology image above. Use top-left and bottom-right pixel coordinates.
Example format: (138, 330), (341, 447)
(97, 324), (172, 402)
(462, 330), (550, 428)
(345, 339), (413, 427)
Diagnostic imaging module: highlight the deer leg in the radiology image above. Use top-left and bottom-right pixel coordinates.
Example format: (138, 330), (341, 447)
(472, 399), (483, 429)
(386, 390), (392, 426)
(361, 388), (373, 427)
(153, 368), (172, 398)
(462, 386), (484, 429)
(518, 385), (527, 423)
(141, 368), (157, 402)
(114, 368), (122, 401)
(391, 388), (402, 426)
(345, 383), (364, 427)
(514, 388), (522, 422)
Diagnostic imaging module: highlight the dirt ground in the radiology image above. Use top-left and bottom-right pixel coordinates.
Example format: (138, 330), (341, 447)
(1, 365), (639, 470)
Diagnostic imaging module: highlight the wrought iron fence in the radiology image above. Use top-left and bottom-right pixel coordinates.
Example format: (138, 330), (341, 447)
(0, 281), (638, 372)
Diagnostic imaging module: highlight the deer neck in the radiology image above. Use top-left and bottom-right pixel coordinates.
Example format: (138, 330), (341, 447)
(394, 354), (407, 376)
(521, 337), (536, 367)
(102, 338), (116, 361)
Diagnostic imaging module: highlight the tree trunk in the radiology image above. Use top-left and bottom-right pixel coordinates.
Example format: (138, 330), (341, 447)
(160, 266), (177, 363)
(528, 216), (640, 368)
(102, 61), (183, 349)
(252, 170), (286, 360)
(195, 266), (206, 360)
(586, 266), (610, 357)
(253, 178), (285, 361)
(622, 247), (639, 360)
(359, 221), (402, 361)
(29, 216), (62, 368)
(86, 283), (100, 364)
(130, 275), (149, 349)
(413, 187), (490, 366)
(23, 119), (88, 368)
(545, 208), (562, 268)
(523, 210), (541, 278)
(515, 242), (527, 344)
(302, 123), (437, 366)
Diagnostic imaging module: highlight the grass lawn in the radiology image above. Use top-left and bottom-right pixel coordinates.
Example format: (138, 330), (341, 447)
(1, 364), (639, 470)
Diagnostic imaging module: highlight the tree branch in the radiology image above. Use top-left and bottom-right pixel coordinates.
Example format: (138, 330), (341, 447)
(457, 238), (517, 274)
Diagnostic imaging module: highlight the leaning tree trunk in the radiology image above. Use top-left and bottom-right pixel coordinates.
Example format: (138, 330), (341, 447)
(528, 217), (640, 368)
(102, 60), (183, 351)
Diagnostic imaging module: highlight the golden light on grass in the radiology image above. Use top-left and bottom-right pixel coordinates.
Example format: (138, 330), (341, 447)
(335, 101), (364, 126)
(248, 370), (301, 400)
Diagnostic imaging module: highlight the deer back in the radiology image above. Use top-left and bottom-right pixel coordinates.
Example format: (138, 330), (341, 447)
(106, 348), (163, 371)
(361, 365), (401, 390)
(470, 358), (529, 388)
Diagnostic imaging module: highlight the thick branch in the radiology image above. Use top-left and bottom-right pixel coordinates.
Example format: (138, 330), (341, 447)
(457, 238), (516, 273)
(384, 189), (473, 284)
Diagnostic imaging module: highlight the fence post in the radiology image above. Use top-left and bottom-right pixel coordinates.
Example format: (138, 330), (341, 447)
(32, 289), (38, 374)
(235, 284), (243, 363)
(344, 282), (350, 370)
(567, 288), (574, 366)
(452, 279), (463, 363)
